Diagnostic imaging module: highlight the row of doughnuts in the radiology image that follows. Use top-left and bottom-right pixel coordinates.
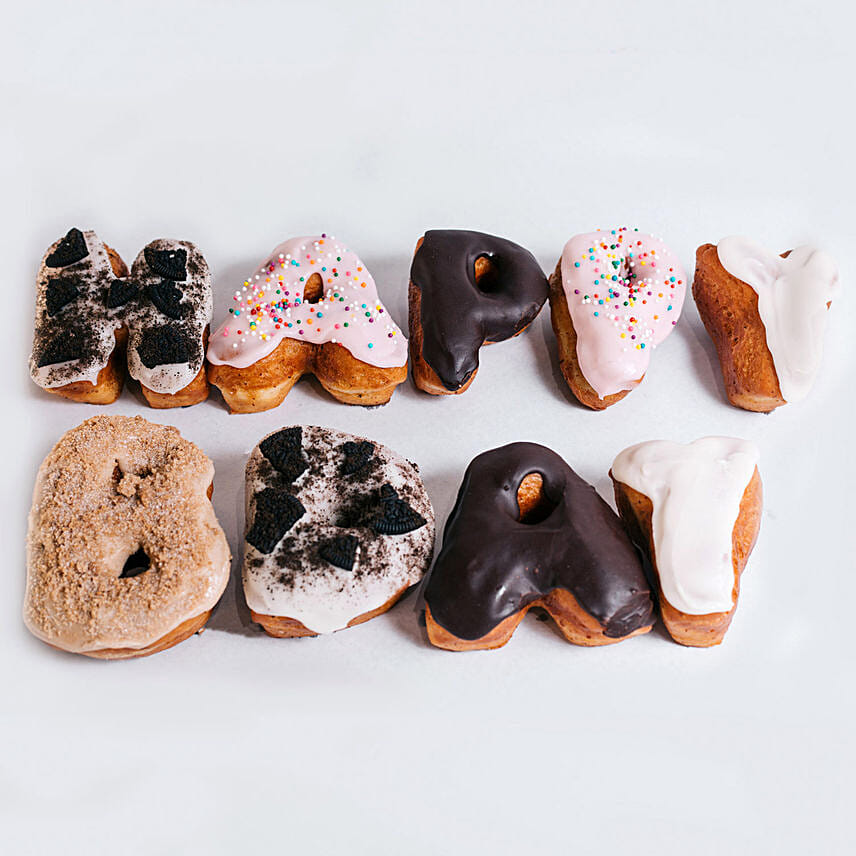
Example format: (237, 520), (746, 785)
(24, 415), (761, 658)
(30, 227), (839, 413)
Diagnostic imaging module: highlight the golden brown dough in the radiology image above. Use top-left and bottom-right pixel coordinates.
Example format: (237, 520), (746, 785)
(693, 243), (786, 412)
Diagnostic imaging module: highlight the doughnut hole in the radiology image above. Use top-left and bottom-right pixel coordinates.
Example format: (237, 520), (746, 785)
(474, 254), (501, 294)
(303, 272), (323, 303)
(119, 546), (151, 579)
(517, 473), (557, 524)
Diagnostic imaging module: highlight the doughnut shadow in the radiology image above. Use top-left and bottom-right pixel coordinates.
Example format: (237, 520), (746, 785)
(206, 449), (257, 637)
(672, 305), (725, 405)
(402, 463), (463, 646)
(534, 311), (587, 408)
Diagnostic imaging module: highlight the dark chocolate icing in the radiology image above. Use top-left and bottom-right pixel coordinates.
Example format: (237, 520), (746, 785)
(424, 442), (654, 640)
(409, 230), (548, 390)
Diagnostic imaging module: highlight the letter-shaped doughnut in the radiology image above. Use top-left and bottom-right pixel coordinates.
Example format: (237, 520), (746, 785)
(424, 442), (654, 650)
(243, 425), (434, 636)
(207, 234), (408, 412)
(126, 239), (213, 407)
(29, 228), (213, 408)
(693, 237), (839, 412)
(611, 437), (762, 647)
(549, 227), (687, 409)
(24, 415), (231, 659)
(29, 228), (130, 403)
(408, 230), (548, 394)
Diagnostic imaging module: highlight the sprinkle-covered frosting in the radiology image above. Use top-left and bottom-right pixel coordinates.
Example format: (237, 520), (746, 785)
(612, 437), (759, 615)
(716, 236), (839, 403)
(560, 227), (687, 399)
(207, 235), (407, 370)
(243, 426), (434, 634)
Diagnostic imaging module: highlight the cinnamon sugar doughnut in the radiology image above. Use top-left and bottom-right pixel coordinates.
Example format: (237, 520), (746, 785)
(24, 415), (231, 659)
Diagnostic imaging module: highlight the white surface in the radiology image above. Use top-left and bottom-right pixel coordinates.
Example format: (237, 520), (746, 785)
(2, 2), (854, 853)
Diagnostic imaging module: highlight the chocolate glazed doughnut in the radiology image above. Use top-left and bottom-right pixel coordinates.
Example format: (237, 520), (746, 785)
(408, 230), (548, 394)
(424, 442), (654, 650)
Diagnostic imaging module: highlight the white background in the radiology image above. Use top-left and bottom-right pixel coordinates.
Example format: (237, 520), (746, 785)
(2, 1), (854, 853)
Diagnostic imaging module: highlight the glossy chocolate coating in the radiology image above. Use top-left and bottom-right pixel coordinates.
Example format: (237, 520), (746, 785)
(424, 442), (654, 640)
(410, 230), (548, 390)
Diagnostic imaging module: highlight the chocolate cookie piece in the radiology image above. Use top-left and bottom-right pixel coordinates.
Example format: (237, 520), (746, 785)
(45, 227), (89, 268)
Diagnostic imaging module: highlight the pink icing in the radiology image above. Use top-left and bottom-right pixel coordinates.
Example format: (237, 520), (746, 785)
(559, 228), (686, 399)
(207, 235), (407, 370)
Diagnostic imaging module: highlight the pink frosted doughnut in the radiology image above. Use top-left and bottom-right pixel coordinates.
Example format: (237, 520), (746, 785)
(550, 227), (687, 408)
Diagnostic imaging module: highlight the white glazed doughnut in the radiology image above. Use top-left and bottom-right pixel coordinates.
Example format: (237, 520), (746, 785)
(243, 425), (434, 636)
(716, 236), (839, 403)
(610, 437), (763, 647)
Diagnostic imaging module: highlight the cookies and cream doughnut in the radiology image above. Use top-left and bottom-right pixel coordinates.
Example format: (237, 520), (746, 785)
(29, 228), (130, 404)
(126, 239), (213, 408)
(24, 415), (231, 659)
(243, 426), (434, 636)
(611, 437), (762, 647)
(424, 442), (654, 651)
(408, 230), (548, 394)
(29, 229), (212, 408)
(693, 238), (839, 411)
(549, 227), (687, 409)
(207, 235), (408, 412)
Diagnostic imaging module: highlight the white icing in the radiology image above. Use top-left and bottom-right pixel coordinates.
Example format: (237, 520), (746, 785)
(243, 426), (434, 634)
(612, 437), (759, 615)
(717, 236), (839, 403)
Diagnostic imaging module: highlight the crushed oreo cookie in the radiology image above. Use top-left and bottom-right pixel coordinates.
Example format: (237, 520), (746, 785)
(318, 535), (359, 571)
(45, 277), (80, 316)
(146, 280), (186, 319)
(106, 278), (138, 309)
(246, 488), (306, 554)
(45, 228), (89, 268)
(137, 325), (191, 369)
(259, 427), (308, 483)
(144, 245), (187, 280)
(372, 484), (427, 535)
(341, 440), (375, 475)
(36, 327), (87, 367)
